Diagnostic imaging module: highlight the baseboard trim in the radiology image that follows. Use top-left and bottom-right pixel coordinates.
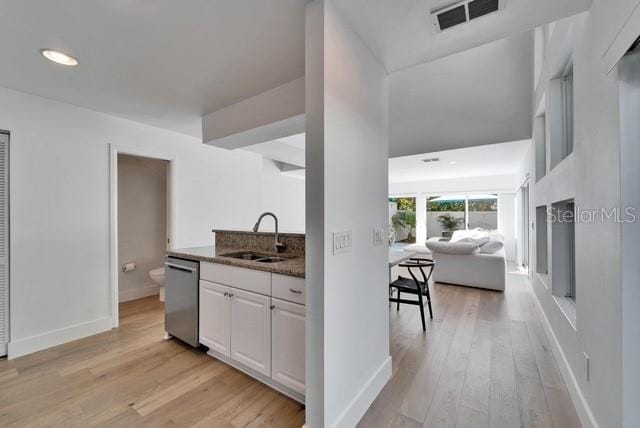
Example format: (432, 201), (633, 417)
(531, 290), (599, 428)
(332, 356), (392, 428)
(8, 316), (112, 359)
(119, 284), (159, 302)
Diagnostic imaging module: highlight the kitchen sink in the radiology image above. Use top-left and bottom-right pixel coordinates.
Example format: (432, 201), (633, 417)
(255, 256), (290, 263)
(220, 252), (292, 263)
(220, 251), (264, 260)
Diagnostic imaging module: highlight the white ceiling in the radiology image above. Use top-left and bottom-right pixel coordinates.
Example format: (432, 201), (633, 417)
(332, 0), (591, 72)
(389, 31), (533, 158)
(0, 0), (308, 137)
(247, 135), (529, 184)
(389, 139), (530, 183)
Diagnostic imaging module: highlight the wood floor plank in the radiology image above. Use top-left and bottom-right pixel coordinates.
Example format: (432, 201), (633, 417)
(511, 320), (553, 427)
(421, 292), (480, 427)
(459, 319), (492, 416)
(488, 316), (521, 428)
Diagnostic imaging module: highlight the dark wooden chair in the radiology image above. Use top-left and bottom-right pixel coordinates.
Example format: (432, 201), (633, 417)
(389, 258), (435, 331)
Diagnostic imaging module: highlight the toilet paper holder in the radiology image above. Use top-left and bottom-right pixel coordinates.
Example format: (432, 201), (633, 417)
(122, 262), (136, 272)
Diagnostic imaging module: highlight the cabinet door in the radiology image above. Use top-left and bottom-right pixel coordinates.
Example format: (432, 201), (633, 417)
(271, 298), (305, 395)
(230, 288), (272, 376)
(199, 280), (230, 356)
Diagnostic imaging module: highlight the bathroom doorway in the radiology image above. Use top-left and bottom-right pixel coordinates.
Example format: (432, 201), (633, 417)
(109, 146), (175, 327)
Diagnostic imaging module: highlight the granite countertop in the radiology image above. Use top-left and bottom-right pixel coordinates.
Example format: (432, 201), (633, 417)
(167, 246), (305, 278)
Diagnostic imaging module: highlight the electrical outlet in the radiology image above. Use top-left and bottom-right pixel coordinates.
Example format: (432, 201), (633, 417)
(583, 352), (590, 381)
(333, 231), (352, 255)
(373, 227), (386, 246)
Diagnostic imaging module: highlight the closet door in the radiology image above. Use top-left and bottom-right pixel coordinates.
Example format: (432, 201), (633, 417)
(0, 133), (8, 357)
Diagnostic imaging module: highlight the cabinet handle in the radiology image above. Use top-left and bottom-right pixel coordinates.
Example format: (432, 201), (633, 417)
(229, 293), (234, 298)
(289, 288), (302, 294)
(224, 292), (229, 297)
(270, 305), (276, 310)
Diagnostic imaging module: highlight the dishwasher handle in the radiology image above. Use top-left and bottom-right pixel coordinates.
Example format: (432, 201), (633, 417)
(165, 262), (196, 273)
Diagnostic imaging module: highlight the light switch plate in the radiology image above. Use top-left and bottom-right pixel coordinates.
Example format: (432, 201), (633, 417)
(373, 227), (386, 246)
(333, 231), (352, 255)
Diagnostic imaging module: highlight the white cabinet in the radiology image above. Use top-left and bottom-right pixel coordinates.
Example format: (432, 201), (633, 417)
(271, 298), (306, 395)
(272, 274), (305, 305)
(198, 266), (306, 401)
(199, 280), (230, 356)
(229, 288), (272, 376)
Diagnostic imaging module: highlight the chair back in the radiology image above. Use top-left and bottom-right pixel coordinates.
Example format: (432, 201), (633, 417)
(399, 258), (435, 287)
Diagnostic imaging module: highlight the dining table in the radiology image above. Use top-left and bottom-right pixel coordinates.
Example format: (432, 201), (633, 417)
(388, 249), (416, 282)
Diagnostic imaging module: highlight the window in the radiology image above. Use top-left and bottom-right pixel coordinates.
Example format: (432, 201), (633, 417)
(549, 60), (574, 169)
(561, 65), (574, 158)
(389, 197), (416, 244)
(535, 114), (547, 182)
(426, 194), (498, 238)
(468, 196), (498, 229)
(551, 200), (576, 302)
(536, 205), (548, 275)
(427, 195), (465, 238)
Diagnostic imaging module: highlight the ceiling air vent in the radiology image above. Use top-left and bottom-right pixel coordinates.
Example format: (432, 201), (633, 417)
(422, 157), (440, 163)
(432, 0), (505, 32)
(468, 0), (500, 20)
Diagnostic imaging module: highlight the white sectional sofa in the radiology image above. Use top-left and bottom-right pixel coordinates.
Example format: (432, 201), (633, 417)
(404, 229), (506, 291)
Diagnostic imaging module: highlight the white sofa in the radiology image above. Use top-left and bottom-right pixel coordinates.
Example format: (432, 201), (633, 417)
(405, 229), (506, 291)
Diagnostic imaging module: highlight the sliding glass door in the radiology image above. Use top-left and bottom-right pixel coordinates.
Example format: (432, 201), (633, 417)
(426, 195), (465, 238)
(426, 194), (498, 239)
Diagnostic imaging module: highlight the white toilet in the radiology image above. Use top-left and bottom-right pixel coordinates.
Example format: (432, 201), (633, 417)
(149, 267), (166, 302)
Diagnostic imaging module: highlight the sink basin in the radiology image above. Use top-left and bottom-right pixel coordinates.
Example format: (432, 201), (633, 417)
(220, 251), (264, 260)
(220, 252), (291, 263)
(255, 256), (290, 263)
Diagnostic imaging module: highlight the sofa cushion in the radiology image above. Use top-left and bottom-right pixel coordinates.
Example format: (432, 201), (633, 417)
(402, 243), (432, 254)
(458, 236), (491, 246)
(480, 239), (504, 254)
(425, 240), (480, 255)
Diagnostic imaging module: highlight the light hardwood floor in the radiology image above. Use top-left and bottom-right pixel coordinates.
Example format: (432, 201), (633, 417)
(359, 265), (582, 428)
(0, 296), (305, 427)
(0, 268), (580, 428)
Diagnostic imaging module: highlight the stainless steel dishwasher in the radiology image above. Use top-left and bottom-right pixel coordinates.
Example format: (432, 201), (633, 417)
(164, 257), (199, 347)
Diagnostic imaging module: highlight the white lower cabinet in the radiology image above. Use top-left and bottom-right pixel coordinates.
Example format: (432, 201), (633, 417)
(271, 298), (306, 395)
(229, 288), (272, 377)
(199, 268), (306, 400)
(199, 280), (230, 356)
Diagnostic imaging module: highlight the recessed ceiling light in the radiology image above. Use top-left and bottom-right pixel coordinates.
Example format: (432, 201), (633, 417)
(449, 161), (457, 164)
(41, 49), (78, 66)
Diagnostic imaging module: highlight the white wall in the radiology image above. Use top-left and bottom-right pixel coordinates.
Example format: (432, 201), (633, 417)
(528, 2), (640, 426)
(117, 154), (167, 302)
(306, 1), (390, 426)
(497, 193), (517, 261)
(0, 86), (295, 358)
(259, 159), (305, 233)
(618, 50), (640, 428)
(389, 174), (518, 195)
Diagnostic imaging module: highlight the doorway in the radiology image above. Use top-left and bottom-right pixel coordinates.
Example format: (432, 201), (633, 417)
(117, 154), (169, 317)
(109, 146), (175, 327)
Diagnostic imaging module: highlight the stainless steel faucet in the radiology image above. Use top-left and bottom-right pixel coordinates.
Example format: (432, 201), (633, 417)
(253, 212), (286, 253)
